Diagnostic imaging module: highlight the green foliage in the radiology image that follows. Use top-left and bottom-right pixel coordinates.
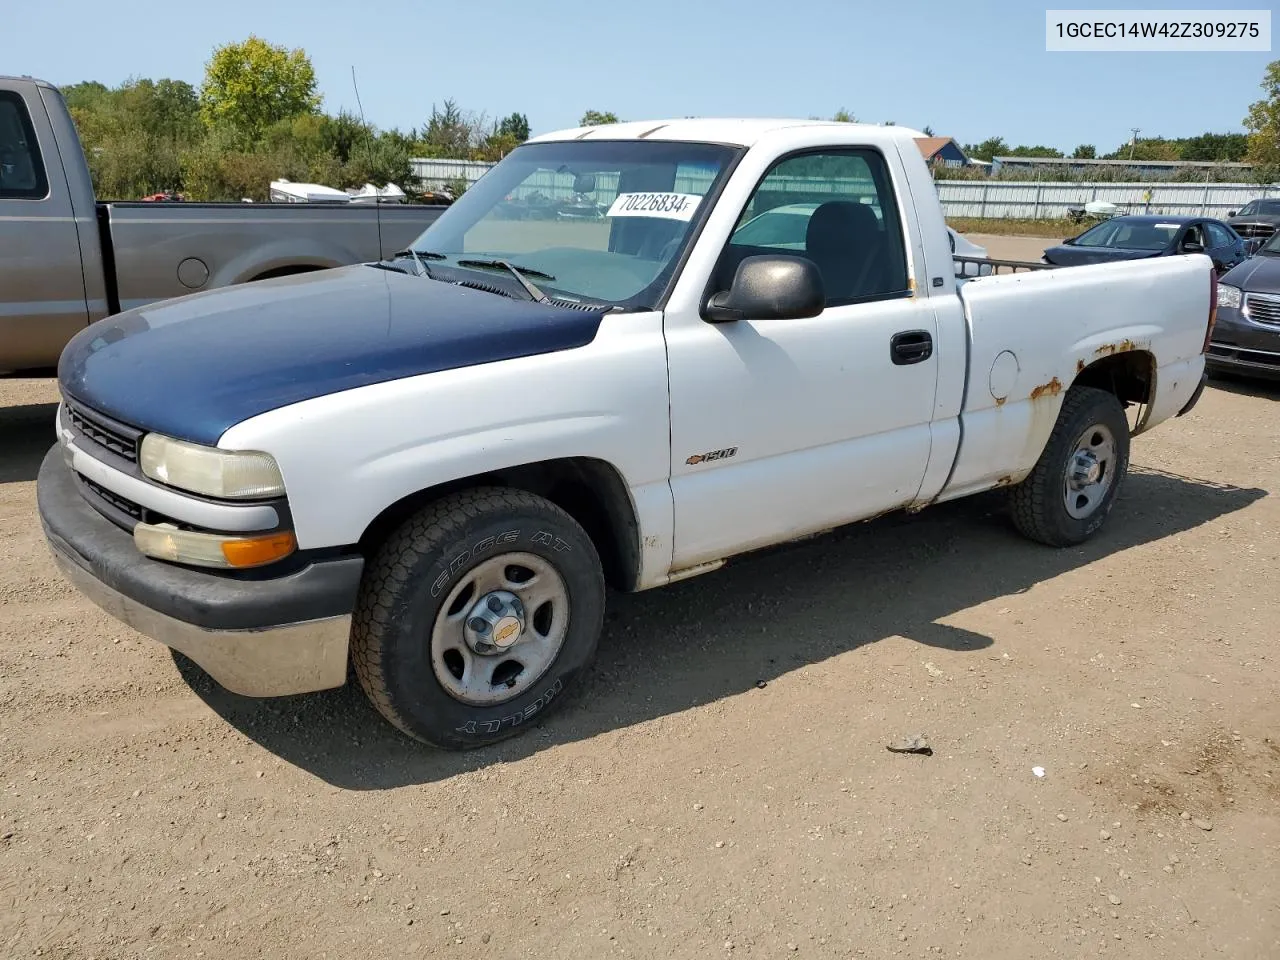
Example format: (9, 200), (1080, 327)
(1180, 132), (1248, 162)
(579, 110), (619, 126)
(963, 137), (1008, 162)
(1071, 144), (1096, 159)
(62, 77), (201, 197)
(199, 35), (322, 140)
(831, 108), (855, 123)
(1004, 144), (1064, 158)
(1244, 59), (1280, 170)
(497, 112), (530, 142)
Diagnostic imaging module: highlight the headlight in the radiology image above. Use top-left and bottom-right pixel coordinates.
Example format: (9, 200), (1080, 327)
(140, 433), (285, 499)
(1217, 284), (1242, 310)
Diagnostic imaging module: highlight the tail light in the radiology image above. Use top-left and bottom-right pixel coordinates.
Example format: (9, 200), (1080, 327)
(1203, 269), (1218, 354)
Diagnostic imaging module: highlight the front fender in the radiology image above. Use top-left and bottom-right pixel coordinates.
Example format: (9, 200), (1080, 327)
(216, 312), (677, 588)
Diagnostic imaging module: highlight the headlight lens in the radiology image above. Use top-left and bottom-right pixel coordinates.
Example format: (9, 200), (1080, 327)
(1217, 284), (1242, 310)
(140, 433), (285, 499)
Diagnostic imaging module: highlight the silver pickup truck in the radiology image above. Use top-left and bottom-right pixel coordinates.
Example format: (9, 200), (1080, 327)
(1, 75), (448, 375)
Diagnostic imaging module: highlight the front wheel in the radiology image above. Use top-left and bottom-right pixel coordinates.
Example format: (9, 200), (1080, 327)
(351, 487), (606, 749)
(1008, 386), (1131, 547)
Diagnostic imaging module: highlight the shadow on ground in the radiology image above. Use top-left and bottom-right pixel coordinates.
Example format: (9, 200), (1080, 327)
(175, 465), (1266, 790)
(1206, 372), (1280, 402)
(0, 403), (58, 484)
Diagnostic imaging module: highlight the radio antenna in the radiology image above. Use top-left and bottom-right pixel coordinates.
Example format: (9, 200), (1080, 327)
(351, 65), (383, 257)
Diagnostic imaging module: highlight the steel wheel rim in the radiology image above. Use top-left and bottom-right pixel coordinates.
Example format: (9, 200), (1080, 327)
(430, 552), (570, 706)
(1063, 422), (1117, 520)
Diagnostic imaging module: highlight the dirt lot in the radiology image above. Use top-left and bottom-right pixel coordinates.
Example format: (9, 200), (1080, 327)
(3, 337), (1279, 958)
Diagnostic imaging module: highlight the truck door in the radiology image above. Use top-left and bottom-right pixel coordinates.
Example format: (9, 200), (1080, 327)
(663, 147), (941, 569)
(0, 86), (89, 372)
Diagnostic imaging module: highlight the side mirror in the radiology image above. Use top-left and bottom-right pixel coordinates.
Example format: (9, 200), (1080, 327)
(1227, 210), (1237, 217)
(573, 173), (596, 194)
(1182, 240), (1205, 254)
(703, 255), (825, 324)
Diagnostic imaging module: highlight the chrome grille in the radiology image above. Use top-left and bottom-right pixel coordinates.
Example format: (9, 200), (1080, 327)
(1244, 292), (1280, 327)
(64, 399), (141, 463)
(1233, 222), (1277, 240)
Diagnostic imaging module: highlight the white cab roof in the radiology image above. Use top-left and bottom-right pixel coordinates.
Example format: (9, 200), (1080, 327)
(527, 118), (926, 148)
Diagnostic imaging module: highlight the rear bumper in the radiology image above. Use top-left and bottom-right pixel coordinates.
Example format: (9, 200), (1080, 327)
(37, 445), (363, 697)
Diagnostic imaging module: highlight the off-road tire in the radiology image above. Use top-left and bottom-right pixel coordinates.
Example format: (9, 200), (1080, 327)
(1008, 385), (1131, 547)
(350, 486), (605, 750)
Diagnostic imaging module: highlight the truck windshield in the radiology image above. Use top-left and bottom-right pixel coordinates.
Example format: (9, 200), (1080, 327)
(403, 139), (742, 309)
(1238, 200), (1280, 217)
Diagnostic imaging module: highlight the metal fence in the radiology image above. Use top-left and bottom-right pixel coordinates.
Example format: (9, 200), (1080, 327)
(412, 157), (1278, 221)
(936, 180), (1277, 220)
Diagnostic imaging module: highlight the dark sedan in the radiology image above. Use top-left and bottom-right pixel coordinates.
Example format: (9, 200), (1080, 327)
(1043, 214), (1250, 276)
(1207, 231), (1280, 380)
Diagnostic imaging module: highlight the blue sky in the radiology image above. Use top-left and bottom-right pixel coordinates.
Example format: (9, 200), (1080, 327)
(3, 0), (1274, 153)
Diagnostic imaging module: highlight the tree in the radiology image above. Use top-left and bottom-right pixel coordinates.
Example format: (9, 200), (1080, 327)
(1101, 136), (1180, 161)
(418, 99), (474, 157)
(1005, 144), (1064, 158)
(579, 110), (619, 126)
(199, 35), (322, 139)
(963, 137), (1009, 162)
(1180, 132), (1248, 162)
(1244, 59), (1280, 171)
(831, 108), (855, 123)
(1071, 144), (1096, 159)
(496, 112), (530, 142)
(922, 125), (934, 137)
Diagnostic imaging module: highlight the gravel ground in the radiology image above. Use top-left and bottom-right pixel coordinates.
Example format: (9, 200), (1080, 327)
(2, 336), (1278, 959)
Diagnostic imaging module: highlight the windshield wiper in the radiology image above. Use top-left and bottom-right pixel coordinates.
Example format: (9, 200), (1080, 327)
(456, 258), (555, 302)
(392, 248), (447, 279)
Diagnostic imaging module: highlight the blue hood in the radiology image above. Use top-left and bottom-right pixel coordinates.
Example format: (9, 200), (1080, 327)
(59, 264), (607, 445)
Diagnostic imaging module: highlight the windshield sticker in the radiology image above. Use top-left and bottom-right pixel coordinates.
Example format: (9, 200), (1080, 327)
(607, 192), (703, 221)
(1155, 223), (1181, 229)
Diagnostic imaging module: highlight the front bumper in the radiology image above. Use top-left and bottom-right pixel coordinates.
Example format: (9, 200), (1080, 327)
(37, 445), (364, 697)
(1206, 305), (1280, 380)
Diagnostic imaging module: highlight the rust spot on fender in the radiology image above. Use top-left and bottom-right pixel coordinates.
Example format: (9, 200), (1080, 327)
(1030, 377), (1062, 400)
(994, 396), (1006, 407)
(994, 475), (1015, 488)
(1076, 358), (1086, 374)
(1094, 338), (1139, 357)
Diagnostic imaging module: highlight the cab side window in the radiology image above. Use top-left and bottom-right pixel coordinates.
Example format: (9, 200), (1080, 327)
(1205, 222), (1234, 248)
(0, 92), (48, 200)
(722, 149), (909, 308)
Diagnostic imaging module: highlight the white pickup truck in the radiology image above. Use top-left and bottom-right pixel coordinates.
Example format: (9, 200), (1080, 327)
(38, 118), (1214, 750)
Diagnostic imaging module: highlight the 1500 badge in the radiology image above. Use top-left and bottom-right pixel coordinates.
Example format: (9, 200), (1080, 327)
(686, 446), (738, 466)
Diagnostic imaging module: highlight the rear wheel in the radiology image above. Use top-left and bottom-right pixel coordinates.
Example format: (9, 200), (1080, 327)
(351, 487), (605, 749)
(1008, 386), (1131, 547)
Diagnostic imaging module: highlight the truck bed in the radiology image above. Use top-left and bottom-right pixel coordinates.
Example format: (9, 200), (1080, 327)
(100, 202), (447, 314)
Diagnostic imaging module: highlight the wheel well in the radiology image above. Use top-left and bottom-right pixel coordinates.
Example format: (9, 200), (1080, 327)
(357, 458), (642, 592)
(248, 264), (327, 282)
(1073, 350), (1154, 408)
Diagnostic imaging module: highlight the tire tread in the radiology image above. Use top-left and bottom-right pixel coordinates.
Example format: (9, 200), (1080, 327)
(350, 486), (588, 745)
(1008, 386), (1129, 547)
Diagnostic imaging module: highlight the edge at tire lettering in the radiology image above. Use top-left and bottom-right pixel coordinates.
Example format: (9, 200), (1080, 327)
(430, 528), (524, 597)
(454, 679), (564, 735)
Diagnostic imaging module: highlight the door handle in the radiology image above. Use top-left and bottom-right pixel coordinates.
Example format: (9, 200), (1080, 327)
(890, 330), (933, 365)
